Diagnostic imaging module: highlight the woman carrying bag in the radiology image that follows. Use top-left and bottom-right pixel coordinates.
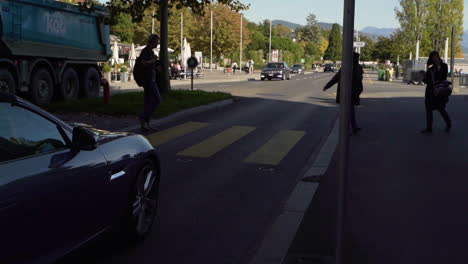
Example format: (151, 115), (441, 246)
(421, 51), (452, 134)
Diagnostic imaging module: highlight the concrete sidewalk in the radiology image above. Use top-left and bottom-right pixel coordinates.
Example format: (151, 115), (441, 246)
(283, 82), (468, 263)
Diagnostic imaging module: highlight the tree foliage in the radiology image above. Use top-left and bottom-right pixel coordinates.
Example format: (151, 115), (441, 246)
(324, 24), (342, 61)
(190, 4), (251, 62)
(104, 0), (249, 23)
(395, 0), (464, 58)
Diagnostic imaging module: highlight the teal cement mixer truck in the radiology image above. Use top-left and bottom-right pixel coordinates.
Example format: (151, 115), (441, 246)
(0, 0), (111, 106)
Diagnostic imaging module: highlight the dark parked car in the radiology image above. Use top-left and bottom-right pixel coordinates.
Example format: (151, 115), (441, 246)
(324, 63), (336, 72)
(261, 62), (291, 81)
(291, 64), (305, 75)
(0, 92), (160, 264)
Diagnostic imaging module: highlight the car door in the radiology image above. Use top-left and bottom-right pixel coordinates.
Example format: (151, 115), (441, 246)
(0, 101), (110, 264)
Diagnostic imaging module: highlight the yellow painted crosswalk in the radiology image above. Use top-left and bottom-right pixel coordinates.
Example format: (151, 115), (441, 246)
(146, 122), (306, 165)
(146, 122), (208, 147)
(177, 126), (256, 158)
(244, 130), (306, 166)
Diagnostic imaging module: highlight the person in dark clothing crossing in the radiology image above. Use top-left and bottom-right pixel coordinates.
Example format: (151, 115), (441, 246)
(323, 52), (363, 134)
(421, 51), (452, 133)
(139, 34), (162, 131)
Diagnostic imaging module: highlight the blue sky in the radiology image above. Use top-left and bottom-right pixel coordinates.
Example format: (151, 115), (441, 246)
(241, 0), (468, 30)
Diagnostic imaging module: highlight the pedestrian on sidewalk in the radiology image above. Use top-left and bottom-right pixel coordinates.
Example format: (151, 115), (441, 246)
(231, 62), (238, 74)
(323, 52), (363, 134)
(249, 59), (255, 75)
(138, 34), (162, 131)
(421, 51), (451, 133)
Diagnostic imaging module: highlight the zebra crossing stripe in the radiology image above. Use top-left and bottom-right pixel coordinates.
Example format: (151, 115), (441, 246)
(146, 122), (208, 147)
(244, 130), (306, 166)
(178, 126), (256, 158)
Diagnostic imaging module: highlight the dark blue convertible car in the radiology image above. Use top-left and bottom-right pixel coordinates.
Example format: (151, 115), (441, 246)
(0, 92), (160, 264)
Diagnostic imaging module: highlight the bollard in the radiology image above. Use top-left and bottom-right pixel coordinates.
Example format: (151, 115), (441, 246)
(102, 78), (110, 104)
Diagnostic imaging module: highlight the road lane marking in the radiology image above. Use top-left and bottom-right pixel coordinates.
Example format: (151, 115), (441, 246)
(244, 130), (306, 165)
(365, 73), (374, 85)
(146, 122), (208, 147)
(178, 126), (256, 158)
(217, 84), (232, 88)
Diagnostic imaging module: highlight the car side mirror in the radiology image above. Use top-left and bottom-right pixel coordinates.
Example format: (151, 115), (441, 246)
(72, 126), (98, 151)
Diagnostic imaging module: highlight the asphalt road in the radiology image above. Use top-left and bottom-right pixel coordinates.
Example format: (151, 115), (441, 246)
(58, 72), (341, 264)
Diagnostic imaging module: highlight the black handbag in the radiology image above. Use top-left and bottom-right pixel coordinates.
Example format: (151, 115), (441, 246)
(431, 67), (452, 97)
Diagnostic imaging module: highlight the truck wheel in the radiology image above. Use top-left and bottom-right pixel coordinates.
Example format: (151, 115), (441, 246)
(83, 67), (100, 98)
(30, 68), (54, 106)
(60, 68), (79, 100)
(0, 69), (16, 94)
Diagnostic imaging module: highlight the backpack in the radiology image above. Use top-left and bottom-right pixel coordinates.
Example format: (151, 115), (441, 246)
(133, 57), (145, 87)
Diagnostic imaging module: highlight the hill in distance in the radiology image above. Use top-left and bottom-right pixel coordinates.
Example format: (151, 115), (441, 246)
(360, 27), (396, 38)
(272, 20), (302, 29)
(272, 20), (335, 30)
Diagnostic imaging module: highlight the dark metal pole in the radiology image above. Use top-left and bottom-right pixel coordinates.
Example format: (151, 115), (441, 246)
(450, 26), (456, 83)
(159, 0), (171, 93)
(191, 68), (194, 91)
(336, 0), (355, 263)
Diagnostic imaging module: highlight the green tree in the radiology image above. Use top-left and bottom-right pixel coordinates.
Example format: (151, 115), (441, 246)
(395, 0), (428, 54)
(372, 36), (403, 63)
(426, 0), (464, 55)
(300, 14), (322, 44)
(248, 31), (267, 51)
(112, 12), (135, 43)
(358, 35), (376, 61)
(323, 24), (342, 61)
(190, 4), (251, 64)
(105, 0), (249, 23)
(274, 25), (292, 38)
(257, 20), (276, 39)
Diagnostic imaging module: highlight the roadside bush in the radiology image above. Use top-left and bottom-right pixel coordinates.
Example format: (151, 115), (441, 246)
(103, 63), (111, 73)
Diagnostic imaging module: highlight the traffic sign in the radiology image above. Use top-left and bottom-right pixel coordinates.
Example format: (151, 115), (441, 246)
(353, 42), (366, 48)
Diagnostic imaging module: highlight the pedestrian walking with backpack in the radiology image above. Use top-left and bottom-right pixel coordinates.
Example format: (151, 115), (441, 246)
(421, 51), (452, 133)
(133, 34), (161, 131)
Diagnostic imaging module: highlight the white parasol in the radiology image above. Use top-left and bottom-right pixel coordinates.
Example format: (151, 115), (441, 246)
(112, 41), (119, 66)
(129, 43), (137, 69)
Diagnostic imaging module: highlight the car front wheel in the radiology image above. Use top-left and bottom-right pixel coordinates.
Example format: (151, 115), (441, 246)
(123, 158), (160, 242)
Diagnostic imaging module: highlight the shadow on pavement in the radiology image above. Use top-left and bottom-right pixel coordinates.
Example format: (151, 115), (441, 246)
(56, 95), (339, 264)
(284, 93), (468, 264)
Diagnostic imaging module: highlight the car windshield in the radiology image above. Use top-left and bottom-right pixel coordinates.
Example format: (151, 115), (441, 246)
(293, 65), (302, 67)
(266, 63), (284, 69)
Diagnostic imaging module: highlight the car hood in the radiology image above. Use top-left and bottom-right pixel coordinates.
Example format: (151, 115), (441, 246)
(68, 122), (132, 144)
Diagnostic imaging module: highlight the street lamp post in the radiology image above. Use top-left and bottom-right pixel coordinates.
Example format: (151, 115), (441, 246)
(181, 12), (184, 65)
(269, 18), (272, 62)
(336, 0), (355, 263)
(152, 9), (155, 34)
(240, 13), (243, 70)
(210, 10), (213, 72)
